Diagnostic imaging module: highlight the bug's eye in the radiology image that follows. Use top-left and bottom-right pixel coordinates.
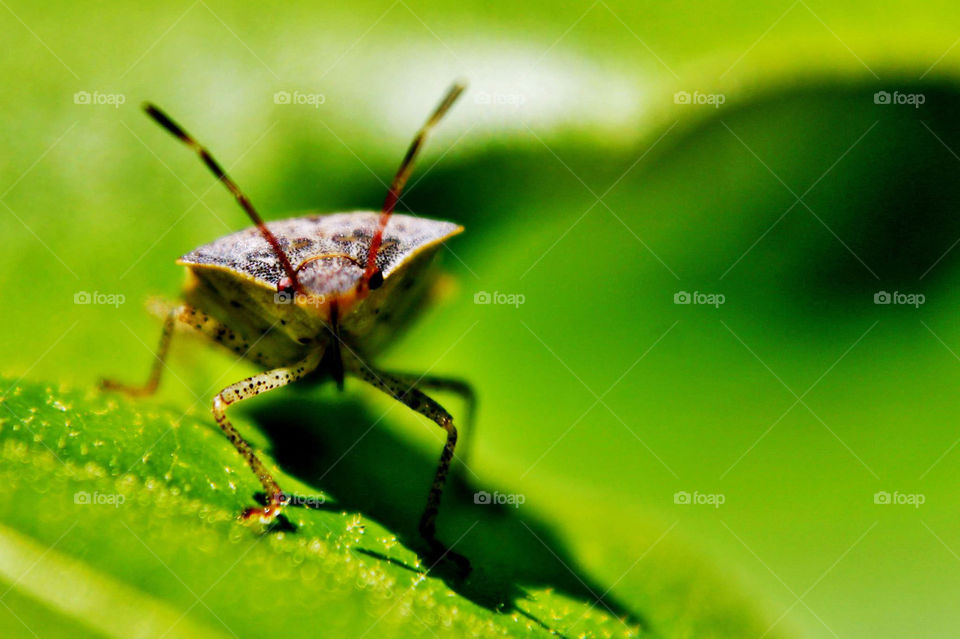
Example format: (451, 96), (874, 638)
(277, 276), (294, 293)
(368, 270), (384, 290)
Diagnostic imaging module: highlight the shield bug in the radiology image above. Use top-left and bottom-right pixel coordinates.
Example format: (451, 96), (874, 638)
(103, 83), (475, 573)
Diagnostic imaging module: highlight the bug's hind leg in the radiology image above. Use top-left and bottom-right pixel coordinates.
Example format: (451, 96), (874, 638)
(213, 350), (323, 523)
(100, 305), (182, 396)
(344, 354), (471, 575)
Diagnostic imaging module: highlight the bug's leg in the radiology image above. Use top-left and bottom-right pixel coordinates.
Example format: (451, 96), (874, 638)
(101, 305), (182, 396)
(101, 304), (267, 395)
(344, 354), (471, 574)
(213, 350), (323, 523)
(385, 374), (477, 469)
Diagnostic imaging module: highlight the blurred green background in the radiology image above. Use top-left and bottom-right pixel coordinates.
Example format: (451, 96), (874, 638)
(2, 1), (960, 638)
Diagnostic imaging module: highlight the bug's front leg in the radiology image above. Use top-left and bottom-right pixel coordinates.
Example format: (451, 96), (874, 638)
(213, 350), (323, 523)
(386, 373), (477, 469)
(344, 352), (471, 575)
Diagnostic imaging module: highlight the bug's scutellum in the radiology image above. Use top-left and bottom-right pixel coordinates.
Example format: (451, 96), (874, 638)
(103, 83), (475, 574)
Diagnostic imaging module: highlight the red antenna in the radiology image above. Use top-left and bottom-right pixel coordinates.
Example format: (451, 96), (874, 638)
(360, 82), (466, 291)
(143, 104), (306, 297)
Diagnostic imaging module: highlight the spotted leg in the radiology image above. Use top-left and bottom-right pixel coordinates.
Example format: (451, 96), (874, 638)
(214, 350), (323, 522)
(385, 373), (477, 470)
(344, 352), (470, 574)
(101, 304), (269, 395)
(102, 304), (322, 521)
(100, 305), (179, 396)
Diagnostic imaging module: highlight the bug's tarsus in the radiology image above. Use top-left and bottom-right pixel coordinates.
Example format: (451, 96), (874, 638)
(359, 82), (466, 292)
(142, 103), (305, 297)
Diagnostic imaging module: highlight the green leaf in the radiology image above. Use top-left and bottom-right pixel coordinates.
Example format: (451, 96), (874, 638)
(0, 378), (790, 638)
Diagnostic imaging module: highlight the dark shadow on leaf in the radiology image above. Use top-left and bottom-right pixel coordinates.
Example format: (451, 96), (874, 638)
(354, 548), (421, 575)
(247, 395), (646, 636)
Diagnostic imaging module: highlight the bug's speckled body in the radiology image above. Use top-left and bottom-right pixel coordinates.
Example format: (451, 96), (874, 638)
(179, 212), (461, 363)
